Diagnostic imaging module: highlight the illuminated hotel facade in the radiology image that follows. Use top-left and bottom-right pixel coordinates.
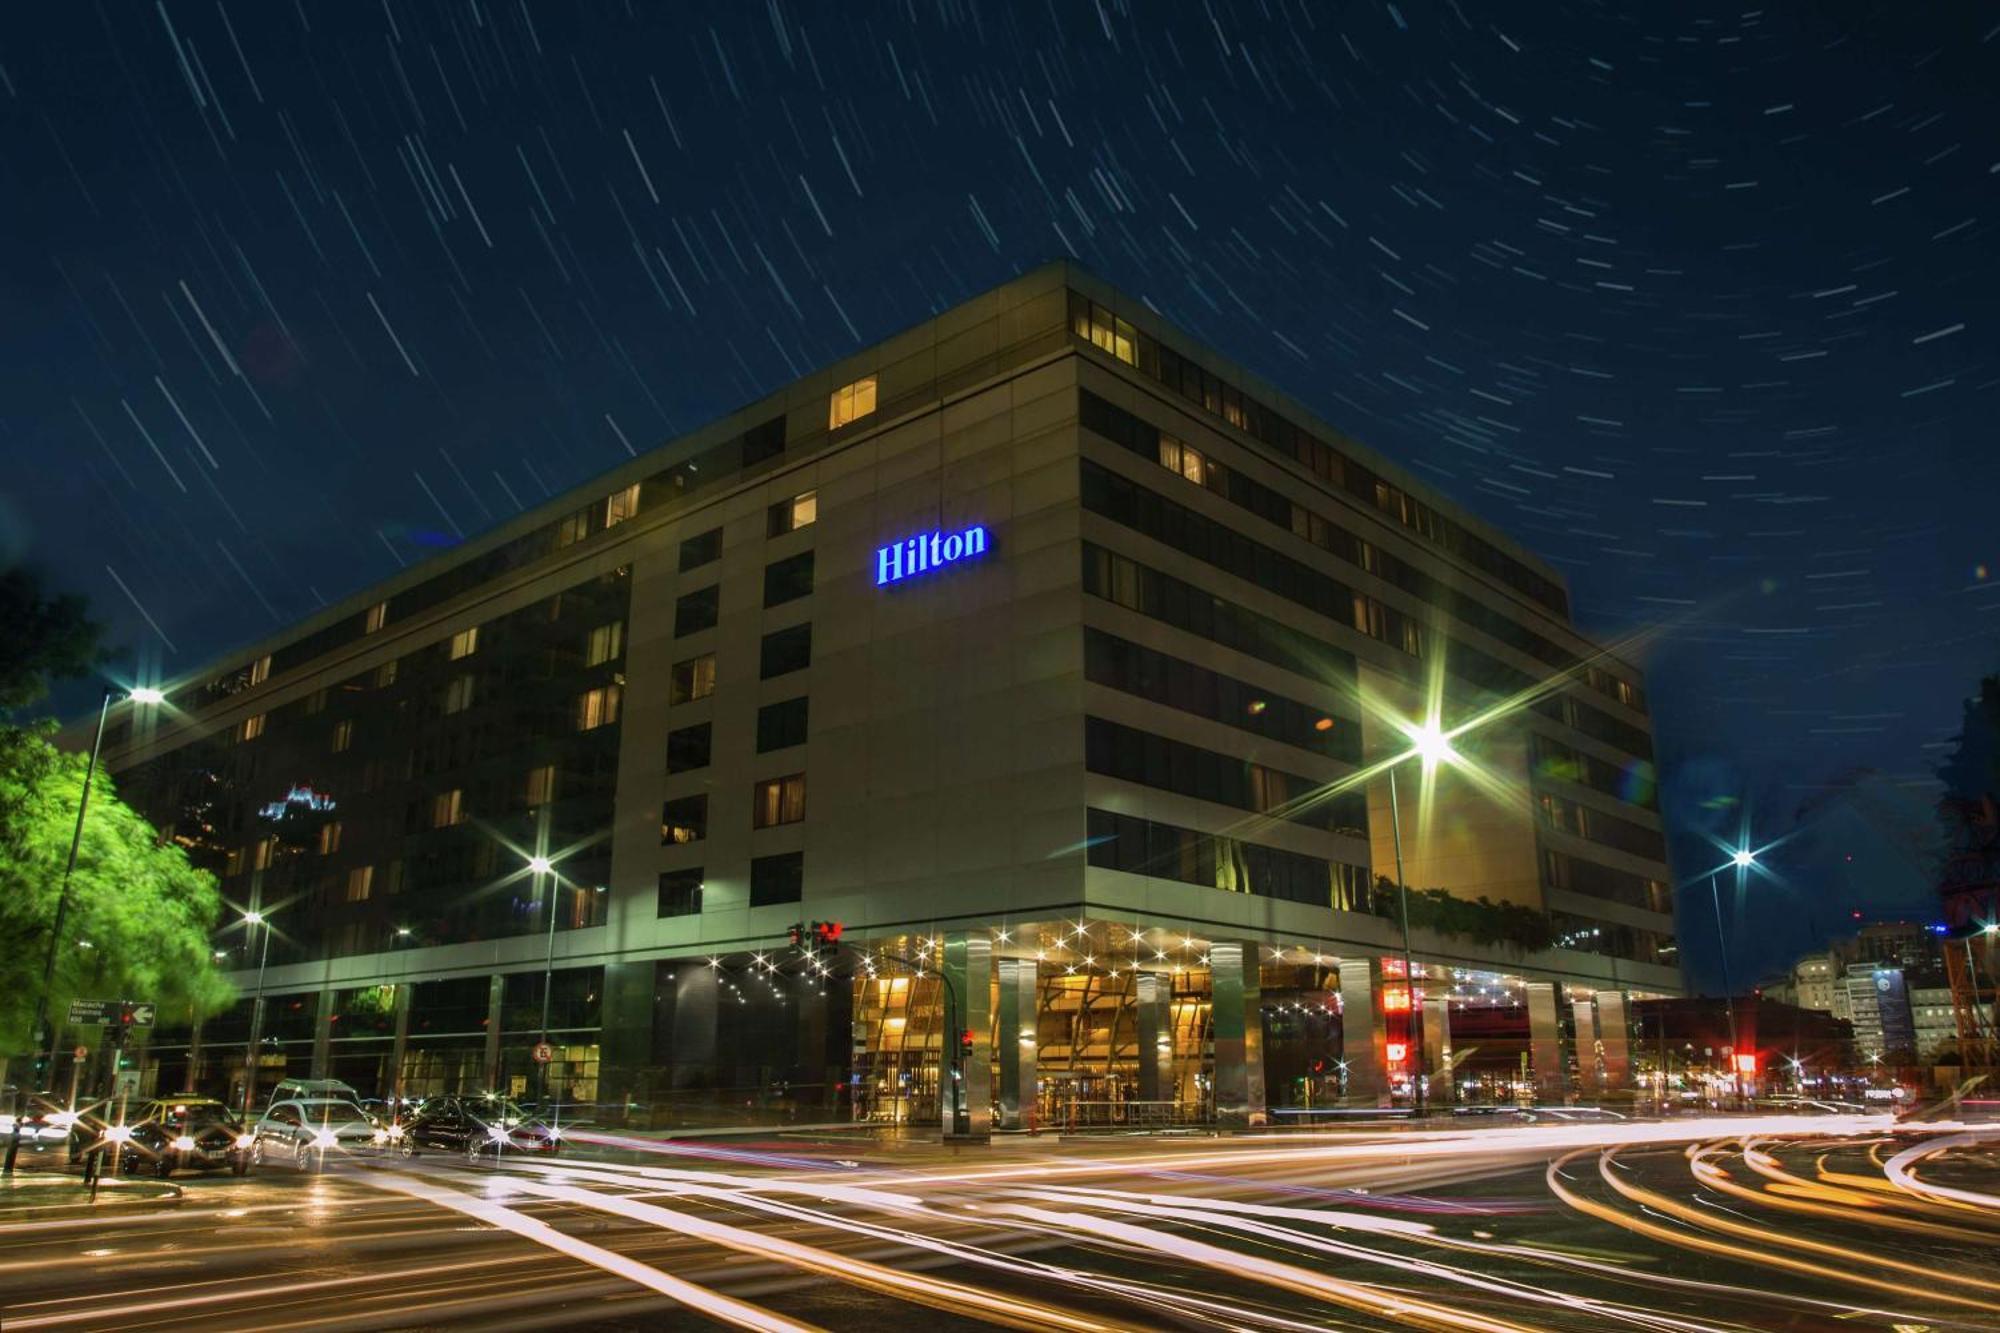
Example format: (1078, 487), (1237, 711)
(102, 262), (1679, 1131)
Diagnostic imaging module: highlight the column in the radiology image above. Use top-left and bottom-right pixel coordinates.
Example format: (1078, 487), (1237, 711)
(1339, 956), (1387, 1106)
(1135, 972), (1173, 1105)
(599, 960), (658, 1123)
(310, 988), (334, 1080)
(1596, 990), (1633, 1092)
(941, 933), (992, 1139)
(1572, 994), (1601, 1095)
(996, 958), (1039, 1131)
(185, 1019), (203, 1094)
(389, 984), (413, 1106)
(1422, 995), (1454, 1106)
(1211, 942), (1266, 1129)
(481, 974), (505, 1093)
(1525, 981), (1566, 1104)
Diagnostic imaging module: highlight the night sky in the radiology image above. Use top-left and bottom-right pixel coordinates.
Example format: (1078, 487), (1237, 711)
(3, 2), (1995, 990)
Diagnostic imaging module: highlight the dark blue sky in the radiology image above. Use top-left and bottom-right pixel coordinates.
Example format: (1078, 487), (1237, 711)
(3, 2), (1995, 988)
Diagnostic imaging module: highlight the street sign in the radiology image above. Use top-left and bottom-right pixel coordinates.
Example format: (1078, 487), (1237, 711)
(66, 999), (114, 1026)
(122, 1003), (156, 1028)
(530, 1042), (554, 1065)
(64, 999), (155, 1027)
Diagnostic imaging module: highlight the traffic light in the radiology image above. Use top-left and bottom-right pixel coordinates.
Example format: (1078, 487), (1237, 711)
(811, 920), (843, 945)
(787, 923), (805, 947)
(960, 1028), (975, 1055)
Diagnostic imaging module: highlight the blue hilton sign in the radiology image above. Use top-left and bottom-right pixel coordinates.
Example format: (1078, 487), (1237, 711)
(875, 524), (989, 587)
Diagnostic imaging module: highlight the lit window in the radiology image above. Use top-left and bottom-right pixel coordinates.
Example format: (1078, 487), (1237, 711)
(577, 684), (622, 731)
(752, 773), (807, 828)
(828, 375), (878, 429)
(525, 765), (555, 807)
(443, 674), (475, 715)
(587, 620), (626, 666)
(376, 659), (399, 688)
(555, 509), (591, 548)
(318, 821), (343, 855)
(364, 601), (388, 633)
(239, 713), (266, 742)
(331, 719), (353, 753)
(604, 482), (641, 527)
(768, 490), (817, 535)
(449, 627), (479, 660)
(249, 654), (271, 685)
(432, 789), (464, 828)
(252, 837), (276, 871)
(345, 866), (373, 902)
(661, 795), (707, 845)
(671, 653), (716, 704)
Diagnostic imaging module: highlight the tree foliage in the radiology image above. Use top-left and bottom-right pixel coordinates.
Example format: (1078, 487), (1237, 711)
(1372, 876), (1561, 953)
(0, 567), (103, 714)
(0, 724), (234, 1055)
(1939, 674), (2000, 803)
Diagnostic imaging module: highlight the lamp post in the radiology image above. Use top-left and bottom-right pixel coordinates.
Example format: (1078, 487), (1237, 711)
(1711, 847), (1755, 1110)
(1383, 719), (1457, 1120)
(6, 686), (165, 1176)
(240, 907), (274, 1120)
(530, 852), (558, 1111)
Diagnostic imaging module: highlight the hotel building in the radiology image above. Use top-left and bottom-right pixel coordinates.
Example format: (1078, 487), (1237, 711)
(99, 262), (1679, 1131)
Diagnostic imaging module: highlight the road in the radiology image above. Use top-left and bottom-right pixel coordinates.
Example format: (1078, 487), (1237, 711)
(1, 1113), (1995, 1331)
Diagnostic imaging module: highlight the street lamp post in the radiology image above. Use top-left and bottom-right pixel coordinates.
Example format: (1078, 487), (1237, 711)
(1711, 848), (1755, 1110)
(6, 686), (164, 1176)
(1385, 765), (1425, 1118)
(530, 853), (557, 1111)
(240, 908), (274, 1120)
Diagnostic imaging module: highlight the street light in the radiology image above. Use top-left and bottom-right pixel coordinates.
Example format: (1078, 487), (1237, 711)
(1381, 713), (1464, 1120)
(241, 908), (276, 1119)
(1710, 847), (1755, 1110)
(6, 685), (165, 1175)
(527, 812), (561, 1116)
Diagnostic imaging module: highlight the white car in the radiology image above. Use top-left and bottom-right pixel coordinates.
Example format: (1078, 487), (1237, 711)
(252, 1097), (393, 1169)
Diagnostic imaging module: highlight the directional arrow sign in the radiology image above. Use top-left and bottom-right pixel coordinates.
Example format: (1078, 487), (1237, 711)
(66, 999), (114, 1026)
(125, 1004), (156, 1028)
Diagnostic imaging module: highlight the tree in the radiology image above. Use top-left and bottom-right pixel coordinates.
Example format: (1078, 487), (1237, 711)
(0, 723), (234, 1057)
(0, 567), (103, 713)
(1939, 674), (2000, 805)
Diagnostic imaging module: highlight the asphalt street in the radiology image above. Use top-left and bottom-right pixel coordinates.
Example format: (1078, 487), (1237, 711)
(0, 1114), (1995, 1331)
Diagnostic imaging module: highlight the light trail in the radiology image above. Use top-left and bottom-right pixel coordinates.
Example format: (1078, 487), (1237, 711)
(1881, 1130), (2000, 1211)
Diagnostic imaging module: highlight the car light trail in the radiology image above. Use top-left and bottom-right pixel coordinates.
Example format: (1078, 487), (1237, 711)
(1881, 1131), (2000, 1211)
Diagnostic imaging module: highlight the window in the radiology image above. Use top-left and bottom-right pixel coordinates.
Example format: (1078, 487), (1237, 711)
(449, 626), (479, 660)
(554, 508), (591, 548)
(760, 623), (811, 678)
(239, 713), (266, 742)
(674, 586), (719, 637)
(756, 697), (809, 753)
(671, 653), (716, 704)
(345, 866), (374, 902)
(679, 526), (722, 571)
(604, 482), (640, 527)
(767, 490), (817, 536)
(667, 723), (712, 774)
(752, 773), (806, 828)
(318, 821), (342, 855)
(763, 551), (814, 607)
(741, 415), (786, 466)
(432, 789), (464, 828)
(376, 659), (399, 688)
(443, 674), (475, 715)
(587, 620), (625, 666)
(827, 375), (877, 429)
(577, 684), (622, 731)
(525, 765), (555, 806)
(661, 795), (707, 845)
(331, 719), (353, 753)
(749, 852), (804, 906)
(304, 688), (328, 716)
(252, 837), (276, 871)
(658, 868), (703, 917)
(249, 654), (271, 685)
(365, 601), (388, 633)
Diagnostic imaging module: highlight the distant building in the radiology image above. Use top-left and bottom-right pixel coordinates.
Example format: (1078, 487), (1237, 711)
(1632, 995), (1852, 1086)
(1909, 984), (1958, 1063)
(1850, 920), (1940, 974)
(1844, 963), (1918, 1061)
(1790, 952), (1844, 1019)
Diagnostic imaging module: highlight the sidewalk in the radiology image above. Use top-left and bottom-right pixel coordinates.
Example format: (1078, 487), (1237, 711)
(0, 1169), (181, 1216)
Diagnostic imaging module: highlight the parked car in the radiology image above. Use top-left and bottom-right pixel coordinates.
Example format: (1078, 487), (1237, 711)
(265, 1077), (361, 1108)
(251, 1097), (389, 1170)
(395, 1094), (563, 1163)
(118, 1098), (255, 1178)
(1, 1092), (78, 1146)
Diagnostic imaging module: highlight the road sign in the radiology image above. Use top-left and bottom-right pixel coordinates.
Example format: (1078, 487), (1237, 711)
(72, 1046), (88, 1061)
(121, 1003), (156, 1028)
(530, 1042), (554, 1065)
(66, 999), (114, 1026)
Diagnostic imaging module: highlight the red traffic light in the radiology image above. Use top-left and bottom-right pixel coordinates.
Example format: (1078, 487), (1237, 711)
(960, 1028), (975, 1052)
(812, 920), (843, 944)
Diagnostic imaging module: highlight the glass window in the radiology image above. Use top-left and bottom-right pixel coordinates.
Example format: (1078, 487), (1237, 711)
(667, 723), (712, 774)
(827, 375), (878, 429)
(432, 789), (464, 828)
(756, 697), (809, 753)
(364, 601), (388, 633)
(239, 713), (266, 742)
(763, 551), (814, 607)
(554, 508), (591, 548)
(249, 654), (271, 685)
(577, 684), (621, 731)
(759, 624), (811, 679)
(318, 822), (342, 855)
(604, 482), (640, 527)
(741, 415), (786, 466)
(448, 627), (479, 660)
(767, 490), (817, 536)
(674, 585), (720, 637)
(443, 674), (475, 715)
(587, 620), (625, 666)
(752, 773), (806, 828)
(670, 653), (716, 704)
(658, 868), (703, 918)
(524, 765), (555, 807)
(749, 851), (803, 906)
(679, 526), (722, 571)
(376, 659), (398, 688)
(331, 719), (353, 753)
(661, 795), (707, 845)
(345, 866), (373, 902)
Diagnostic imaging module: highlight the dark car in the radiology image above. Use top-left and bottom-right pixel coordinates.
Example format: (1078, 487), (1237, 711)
(120, 1098), (256, 1178)
(395, 1094), (563, 1163)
